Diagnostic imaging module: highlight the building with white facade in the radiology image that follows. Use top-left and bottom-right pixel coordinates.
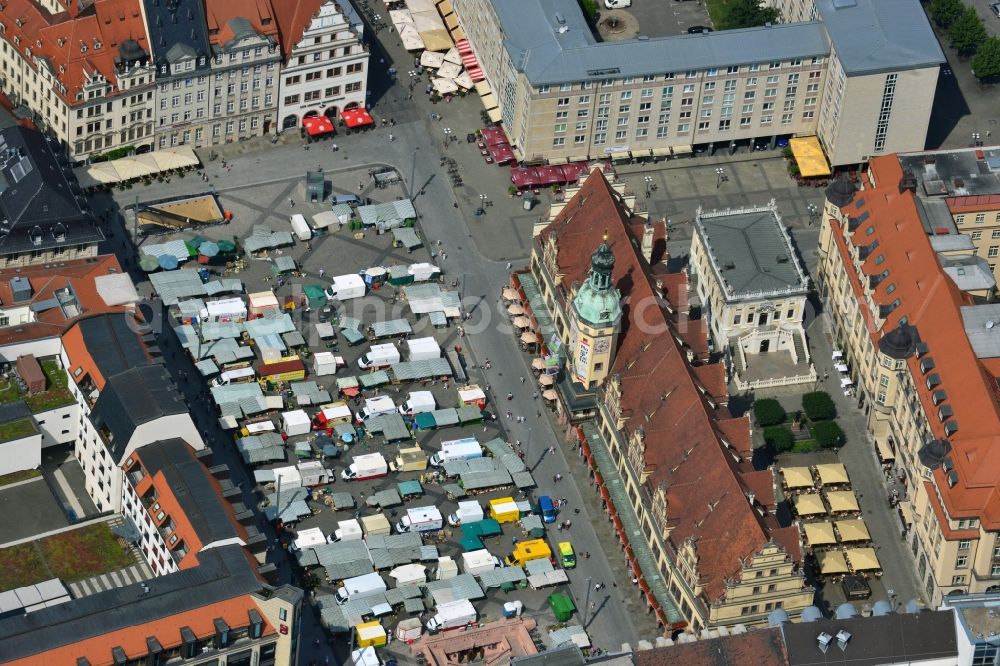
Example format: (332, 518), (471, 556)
(448, 0), (943, 166)
(142, 0), (281, 149)
(690, 201), (814, 388)
(275, 0), (369, 131)
(62, 313), (202, 513)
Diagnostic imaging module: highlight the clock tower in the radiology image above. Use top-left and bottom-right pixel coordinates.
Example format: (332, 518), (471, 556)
(569, 238), (623, 390)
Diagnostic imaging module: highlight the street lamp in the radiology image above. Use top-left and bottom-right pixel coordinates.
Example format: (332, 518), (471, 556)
(807, 203), (819, 226)
(643, 175), (653, 199)
(443, 127), (453, 150)
(715, 167), (727, 189)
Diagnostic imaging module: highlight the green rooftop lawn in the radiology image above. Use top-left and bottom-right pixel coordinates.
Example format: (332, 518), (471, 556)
(0, 358), (75, 414)
(0, 418), (36, 444)
(0, 522), (136, 592)
(0, 469), (41, 487)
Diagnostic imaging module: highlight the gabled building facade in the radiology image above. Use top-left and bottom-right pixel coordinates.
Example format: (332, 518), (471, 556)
(274, 0), (368, 131)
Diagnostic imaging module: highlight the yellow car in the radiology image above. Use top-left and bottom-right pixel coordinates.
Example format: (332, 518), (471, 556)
(559, 541), (576, 569)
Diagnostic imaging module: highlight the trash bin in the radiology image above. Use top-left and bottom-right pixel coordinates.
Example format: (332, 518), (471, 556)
(523, 197), (534, 211)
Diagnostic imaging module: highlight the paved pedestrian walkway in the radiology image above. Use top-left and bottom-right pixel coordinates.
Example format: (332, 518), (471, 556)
(51, 464), (86, 519)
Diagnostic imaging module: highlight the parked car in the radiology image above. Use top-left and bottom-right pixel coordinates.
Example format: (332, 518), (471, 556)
(992, 2), (1000, 18)
(687, 25), (713, 34)
(604, 0), (631, 7)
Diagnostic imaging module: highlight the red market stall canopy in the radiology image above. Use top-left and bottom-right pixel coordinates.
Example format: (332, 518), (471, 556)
(302, 115), (335, 136)
(481, 127), (509, 147)
(341, 108), (374, 128)
(489, 143), (515, 165)
(560, 162), (591, 182)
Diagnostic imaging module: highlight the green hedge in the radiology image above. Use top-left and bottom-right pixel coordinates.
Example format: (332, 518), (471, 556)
(813, 421), (846, 448)
(763, 426), (794, 454)
(802, 391), (836, 421)
(753, 399), (787, 427)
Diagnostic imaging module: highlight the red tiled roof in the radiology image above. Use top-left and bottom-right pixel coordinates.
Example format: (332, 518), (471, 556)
(272, 0), (327, 61)
(834, 156), (1000, 529)
(538, 171), (795, 603)
(635, 628), (787, 666)
(946, 194), (1000, 214)
(6, 596), (273, 666)
(0, 0), (152, 106)
(0, 255), (129, 346)
(206, 0), (279, 48)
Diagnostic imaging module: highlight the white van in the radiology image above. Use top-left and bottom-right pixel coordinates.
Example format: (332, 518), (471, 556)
(211, 366), (256, 387)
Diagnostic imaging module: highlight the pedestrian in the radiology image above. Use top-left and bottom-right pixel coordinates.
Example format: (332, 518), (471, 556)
(575, 508), (580, 514)
(554, 474), (559, 484)
(561, 497), (567, 505)
(388, 133), (395, 142)
(590, 602), (596, 612)
(319, 268), (325, 277)
(547, 445), (555, 455)
(585, 551), (590, 559)
(507, 392), (513, 401)
(506, 262), (512, 270)
(533, 392), (539, 400)
(506, 410), (512, 419)
(442, 251), (447, 260)
(520, 376), (525, 383)
(594, 583), (601, 592)
(289, 198), (295, 207)
(437, 239), (442, 246)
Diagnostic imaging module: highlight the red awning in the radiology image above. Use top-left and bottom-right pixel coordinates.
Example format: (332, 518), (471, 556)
(599, 484), (610, 502)
(481, 127), (508, 146)
(560, 162), (590, 182)
(490, 144), (514, 165)
(456, 38), (473, 55)
(510, 166), (540, 188)
(302, 115), (335, 137)
(536, 165), (566, 185)
(341, 108), (374, 128)
(455, 39), (483, 80)
(342, 387), (360, 397)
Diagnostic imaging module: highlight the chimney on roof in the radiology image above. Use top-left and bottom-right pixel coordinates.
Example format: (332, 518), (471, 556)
(899, 170), (917, 194)
(642, 221), (654, 264)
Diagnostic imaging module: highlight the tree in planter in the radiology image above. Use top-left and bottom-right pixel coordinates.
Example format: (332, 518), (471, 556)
(950, 7), (988, 56)
(813, 421), (846, 448)
(763, 427), (794, 454)
(929, 0), (965, 28)
(753, 398), (786, 427)
(972, 36), (1000, 80)
(802, 391), (836, 421)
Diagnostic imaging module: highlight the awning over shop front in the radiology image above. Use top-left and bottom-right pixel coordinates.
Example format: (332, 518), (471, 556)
(876, 438), (896, 461)
(789, 135), (831, 177)
(486, 108), (502, 123)
(341, 108), (374, 128)
(480, 92), (498, 110)
(650, 147), (672, 156)
(672, 145), (693, 155)
(303, 115), (335, 136)
(608, 151), (631, 160)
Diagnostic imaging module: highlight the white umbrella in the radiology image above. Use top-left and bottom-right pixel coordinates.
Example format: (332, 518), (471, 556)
(420, 51), (445, 69)
(455, 71), (475, 90)
(443, 47), (462, 65)
(433, 77), (458, 94)
(437, 61), (462, 80)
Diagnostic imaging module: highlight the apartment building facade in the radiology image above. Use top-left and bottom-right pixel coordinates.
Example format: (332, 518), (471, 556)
(817, 156), (1000, 606)
(142, 0), (280, 150)
(275, 0), (368, 131)
(0, 0), (157, 160)
(449, 0), (942, 166)
(518, 171), (813, 634)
